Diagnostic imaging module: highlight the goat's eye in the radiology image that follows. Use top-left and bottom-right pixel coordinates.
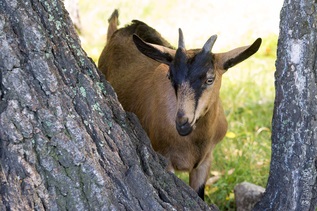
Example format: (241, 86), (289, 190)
(166, 72), (171, 80)
(205, 78), (214, 85)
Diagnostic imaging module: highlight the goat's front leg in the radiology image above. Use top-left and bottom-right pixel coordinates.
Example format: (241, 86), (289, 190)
(189, 152), (212, 200)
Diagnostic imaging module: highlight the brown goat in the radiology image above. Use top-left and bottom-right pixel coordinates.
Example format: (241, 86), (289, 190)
(98, 10), (262, 200)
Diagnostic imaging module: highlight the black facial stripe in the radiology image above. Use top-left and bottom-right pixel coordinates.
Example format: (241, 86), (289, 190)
(189, 52), (214, 76)
(193, 82), (204, 111)
(173, 83), (178, 97)
(169, 49), (215, 100)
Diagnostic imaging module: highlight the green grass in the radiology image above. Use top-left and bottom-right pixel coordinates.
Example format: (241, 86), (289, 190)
(77, 1), (278, 210)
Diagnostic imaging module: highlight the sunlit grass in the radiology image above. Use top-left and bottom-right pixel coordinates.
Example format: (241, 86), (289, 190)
(77, 1), (278, 210)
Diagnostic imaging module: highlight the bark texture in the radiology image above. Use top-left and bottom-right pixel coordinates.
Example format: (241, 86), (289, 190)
(254, 0), (317, 210)
(0, 0), (214, 210)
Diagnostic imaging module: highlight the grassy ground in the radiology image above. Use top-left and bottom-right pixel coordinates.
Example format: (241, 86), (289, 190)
(77, 1), (281, 210)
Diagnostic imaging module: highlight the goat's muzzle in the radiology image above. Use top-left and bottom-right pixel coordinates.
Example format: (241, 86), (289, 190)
(176, 111), (193, 136)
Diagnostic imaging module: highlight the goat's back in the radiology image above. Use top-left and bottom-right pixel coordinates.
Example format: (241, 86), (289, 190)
(99, 20), (173, 78)
(98, 21), (175, 124)
(99, 20), (173, 73)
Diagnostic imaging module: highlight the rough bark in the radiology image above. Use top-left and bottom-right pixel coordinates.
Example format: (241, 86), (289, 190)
(0, 0), (215, 210)
(254, 0), (317, 210)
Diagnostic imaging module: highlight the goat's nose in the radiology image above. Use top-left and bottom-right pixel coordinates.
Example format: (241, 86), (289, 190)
(176, 110), (189, 126)
(175, 110), (192, 136)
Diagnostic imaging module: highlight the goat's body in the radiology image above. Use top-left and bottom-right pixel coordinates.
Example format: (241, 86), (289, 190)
(99, 12), (261, 199)
(99, 20), (227, 193)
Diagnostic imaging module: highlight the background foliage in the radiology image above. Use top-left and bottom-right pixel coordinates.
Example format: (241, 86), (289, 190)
(77, 0), (283, 210)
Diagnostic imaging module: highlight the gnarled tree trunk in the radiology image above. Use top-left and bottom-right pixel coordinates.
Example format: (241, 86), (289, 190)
(254, 0), (317, 210)
(0, 0), (214, 210)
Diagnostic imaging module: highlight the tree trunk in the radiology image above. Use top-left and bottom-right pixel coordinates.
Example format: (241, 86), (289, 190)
(254, 0), (317, 210)
(0, 0), (215, 210)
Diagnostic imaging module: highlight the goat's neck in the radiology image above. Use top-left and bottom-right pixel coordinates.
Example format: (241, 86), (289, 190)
(194, 99), (225, 139)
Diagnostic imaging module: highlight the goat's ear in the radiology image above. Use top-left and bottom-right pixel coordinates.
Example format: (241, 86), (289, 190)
(214, 38), (262, 74)
(133, 34), (175, 65)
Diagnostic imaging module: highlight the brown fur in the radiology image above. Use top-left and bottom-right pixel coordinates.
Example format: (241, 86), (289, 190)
(98, 11), (261, 200)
